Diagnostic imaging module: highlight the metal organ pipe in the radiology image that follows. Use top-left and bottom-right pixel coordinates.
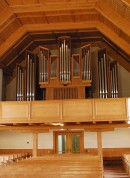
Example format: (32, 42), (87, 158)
(26, 53), (35, 101)
(82, 48), (90, 81)
(16, 65), (24, 101)
(59, 37), (71, 82)
(110, 62), (118, 98)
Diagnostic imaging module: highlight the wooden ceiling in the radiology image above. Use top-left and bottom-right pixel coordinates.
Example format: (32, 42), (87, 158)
(0, 0), (130, 74)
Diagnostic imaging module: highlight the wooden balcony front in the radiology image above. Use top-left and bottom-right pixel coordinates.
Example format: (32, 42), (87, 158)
(0, 98), (129, 124)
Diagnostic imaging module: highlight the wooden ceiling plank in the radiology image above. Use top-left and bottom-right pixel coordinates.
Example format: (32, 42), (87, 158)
(0, 26), (26, 58)
(0, 7), (14, 26)
(9, 2), (97, 13)
(97, 23), (130, 57)
(23, 22), (97, 32)
(96, 1), (130, 38)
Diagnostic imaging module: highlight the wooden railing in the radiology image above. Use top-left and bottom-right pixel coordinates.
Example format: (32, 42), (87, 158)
(0, 98), (129, 124)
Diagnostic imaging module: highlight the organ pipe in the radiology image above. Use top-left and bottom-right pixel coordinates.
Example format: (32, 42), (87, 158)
(98, 48), (108, 98)
(110, 61), (118, 98)
(98, 48), (118, 99)
(16, 65), (24, 101)
(59, 36), (71, 82)
(39, 47), (49, 83)
(26, 51), (36, 101)
(81, 45), (91, 81)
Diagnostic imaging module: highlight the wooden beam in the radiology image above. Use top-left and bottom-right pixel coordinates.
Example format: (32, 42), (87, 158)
(97, 131), (102, 157)
(97, 131), (104, 176)
(96, 1), (130, 37)
(97, 23), (130, 56)
(0, 123), (129, 131)
(0, 26), (26, 58)
(85, 128), (114, 132)
(0, 62), (12, 75)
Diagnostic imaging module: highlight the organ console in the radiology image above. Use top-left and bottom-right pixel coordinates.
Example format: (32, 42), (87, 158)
(16, 36), (118, 101)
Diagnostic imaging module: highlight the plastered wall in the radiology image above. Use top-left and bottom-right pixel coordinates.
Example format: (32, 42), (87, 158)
(0, 128), (130, 149)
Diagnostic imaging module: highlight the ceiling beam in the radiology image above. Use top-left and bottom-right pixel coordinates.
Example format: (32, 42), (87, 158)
(96, 1), (130, 37)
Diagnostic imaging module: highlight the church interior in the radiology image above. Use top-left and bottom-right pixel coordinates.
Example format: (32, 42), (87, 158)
(0, 0), (130, 177)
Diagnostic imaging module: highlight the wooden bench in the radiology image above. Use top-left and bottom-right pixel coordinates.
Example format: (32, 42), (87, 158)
(122, 153), (130, 174)
(0, 154), (103, 178)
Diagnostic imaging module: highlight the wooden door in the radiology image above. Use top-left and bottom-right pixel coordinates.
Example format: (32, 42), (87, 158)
(54, 131), (84, 154)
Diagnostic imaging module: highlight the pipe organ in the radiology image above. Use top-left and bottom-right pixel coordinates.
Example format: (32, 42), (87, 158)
(39, 36), (92, 100)
(98, 48), (118, 98)
(16, 36), (119, 101)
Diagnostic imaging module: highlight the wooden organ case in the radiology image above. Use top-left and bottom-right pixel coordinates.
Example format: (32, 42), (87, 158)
(39, 36), (92, 100)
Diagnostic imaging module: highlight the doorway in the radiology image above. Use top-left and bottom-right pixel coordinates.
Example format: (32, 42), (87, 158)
(54, 131), (84, 154)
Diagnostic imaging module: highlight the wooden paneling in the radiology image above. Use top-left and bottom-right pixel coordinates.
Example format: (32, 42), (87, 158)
(0, 101), (29, 123)
(0, 98), (129, 124)
(62, 99), (93, 122)
(30, 100), (62, 122)
(94, 98), (128, 121)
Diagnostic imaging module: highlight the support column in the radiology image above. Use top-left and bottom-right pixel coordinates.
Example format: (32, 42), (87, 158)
(33, 132), (38, 157)
(97, 131), (104, 177)
(97, 131), (102, 157)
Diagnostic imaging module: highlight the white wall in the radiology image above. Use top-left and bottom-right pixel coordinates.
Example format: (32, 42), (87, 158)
(84, 128), (130, 148)
(1, 129), (130, 149)
(38, 131), (53, 149)
(118, 64), (130, 97)
(0, 131), (33, 149)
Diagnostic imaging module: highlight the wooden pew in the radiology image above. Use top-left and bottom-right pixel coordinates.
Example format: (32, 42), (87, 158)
(122, 154), (130, 174)
(0, 154), (103, 178)
(0, 153), (32, 166)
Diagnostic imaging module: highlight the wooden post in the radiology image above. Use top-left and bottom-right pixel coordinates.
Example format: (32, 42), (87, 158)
(97, 131), (102, 157)
(33, 132), (38, 157)
(97, 131), (104, 178)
